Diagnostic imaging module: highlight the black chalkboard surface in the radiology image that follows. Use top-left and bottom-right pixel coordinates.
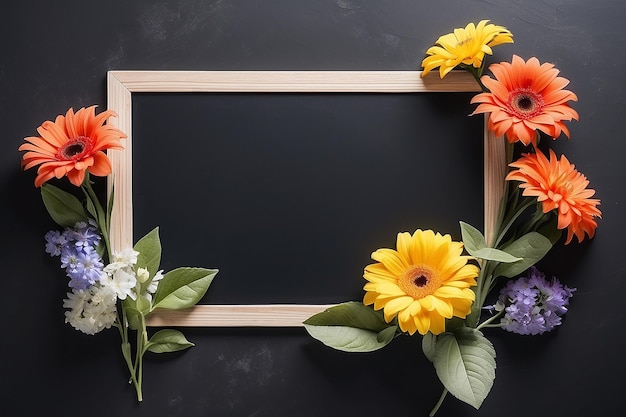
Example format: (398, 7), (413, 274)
(131, 91), (483, 305)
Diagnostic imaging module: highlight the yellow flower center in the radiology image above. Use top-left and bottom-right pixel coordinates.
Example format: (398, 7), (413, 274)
(507, 88), (544, 119)
(57, 136), (93, 161)
(398, 265), (441, 300)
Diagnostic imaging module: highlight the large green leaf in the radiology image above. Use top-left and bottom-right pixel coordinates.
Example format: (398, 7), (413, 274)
(303, 302), (389, 331)
(134, 227), (162, 278)
(493, 232), (553, 278)
(432, 327), (496, 410)
(303, 302), (397, 352)
(145, 329), (194, 353)
(304, 324), (396, 352)
(422, 332), (437, 362)
(377, 326), (397, 344)
(41, 184), (89, 227)
(469, 247), (522, 263)
(151, 267), (218, 310)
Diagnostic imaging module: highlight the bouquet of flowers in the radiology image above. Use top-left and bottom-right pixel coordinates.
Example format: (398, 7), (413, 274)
(19, 105), (219, 402)
(304, 20), (600, 414)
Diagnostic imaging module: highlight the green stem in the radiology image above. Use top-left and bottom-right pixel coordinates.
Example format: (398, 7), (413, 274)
(477, 309), (504, 331)
(468, 259), (497, 328)
(494, 195), (535, 248)
(518, 206), (550, 237)
(115, 305), (143, 401)
(429, 388), (448, 417)
(133, 317), (146, 402)
(81, 174), (112, 261)
(79, 176), (144, 401)
(462, 62), (488, 92)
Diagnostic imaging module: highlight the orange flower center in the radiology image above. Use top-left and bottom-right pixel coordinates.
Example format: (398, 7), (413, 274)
(507, 88), (544, 119)
(56, 136), (94, 161)
(546, 173), (574, 203)
(398, 265), (441, 300)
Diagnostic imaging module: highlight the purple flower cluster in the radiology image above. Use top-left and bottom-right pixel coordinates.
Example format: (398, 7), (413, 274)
(494, 267), (575, 335)
(45, 221), (104, 290)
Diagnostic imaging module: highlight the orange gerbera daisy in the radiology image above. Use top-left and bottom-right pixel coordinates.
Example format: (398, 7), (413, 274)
(506, 149), (601, 244)
(471, 55), (579, 146)
(19, 106), (126, 187)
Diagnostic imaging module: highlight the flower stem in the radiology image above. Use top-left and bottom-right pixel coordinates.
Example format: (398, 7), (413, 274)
(477, 309), (504, 331)
(494, 197), (535, 248)
(116, 306), (143, 402)
(81, 174), (112, 262)
(468, 259), (497, 328)
(518, 206), (550, 237)
(429, 388), (448, 417)
(132, 314), (148, 402)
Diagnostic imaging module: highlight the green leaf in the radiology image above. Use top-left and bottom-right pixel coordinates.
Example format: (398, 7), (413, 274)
(493, 232), (553, 278)
(377, 325), (398, 344)
(85, 194), (98, 220)
(133, 227), (162, 278)
(459, 221), (487, 253)
(303, 301), (389, 331)
(41, 184), (89, 227)
(304, 324), (394, 352)
(145, 329), (195, 353)
(432, 327), (496, 410)
(460, 222), (522, 263)
(469, 247), (522, 263)
(422, 332), (437, 362)
(106, 183), (115, 231)
(123, 304), (144, 331)
(136, 295), (152, 315)
(152, 267), (218, 310)
(303, 302), (397, 352)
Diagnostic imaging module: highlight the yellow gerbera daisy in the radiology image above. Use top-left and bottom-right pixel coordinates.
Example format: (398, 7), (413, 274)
(421, 20), (514, 78)
(363, 229), (479, 336)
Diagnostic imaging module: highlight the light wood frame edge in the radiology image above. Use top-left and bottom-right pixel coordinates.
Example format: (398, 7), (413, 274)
(106, 70), (482, 327)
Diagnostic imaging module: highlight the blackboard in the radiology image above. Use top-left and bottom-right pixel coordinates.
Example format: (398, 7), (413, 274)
(107, 71), (484, 324)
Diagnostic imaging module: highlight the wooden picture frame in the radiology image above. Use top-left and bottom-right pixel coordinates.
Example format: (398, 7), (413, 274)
(106, 70), (486, 327)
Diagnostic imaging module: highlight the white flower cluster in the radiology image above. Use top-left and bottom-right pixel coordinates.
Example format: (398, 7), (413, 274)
(63, 248), (163, 335)
(63, 284), (118, 335)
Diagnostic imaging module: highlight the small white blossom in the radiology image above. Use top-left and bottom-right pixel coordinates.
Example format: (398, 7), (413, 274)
(111, 247), (139, 266)
(100, 266), (137, 300)
(145, 269), (164, 302)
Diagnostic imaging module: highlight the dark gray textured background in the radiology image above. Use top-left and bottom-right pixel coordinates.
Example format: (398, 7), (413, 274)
(2, 1), (623, 416)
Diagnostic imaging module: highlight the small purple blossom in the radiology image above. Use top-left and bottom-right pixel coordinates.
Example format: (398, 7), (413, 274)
(45, 230), (68, 256)
(45, 221), (105, 291)
(60, 246), (81, 271)
(64, 220), (101, 253)
(67, 250), (105, 290)
(492, 267), (575, 335)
